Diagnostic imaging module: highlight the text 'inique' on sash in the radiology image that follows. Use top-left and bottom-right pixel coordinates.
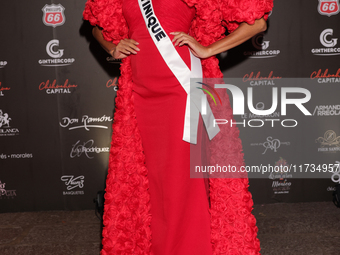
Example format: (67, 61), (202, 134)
(141, 0), (166, 41)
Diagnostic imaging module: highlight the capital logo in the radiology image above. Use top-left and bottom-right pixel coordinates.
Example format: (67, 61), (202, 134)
(61, 175), (84, 190)
(106, 77), (119, 91)
(252, 33), (270, 50)
(310, 68), (340, 83)
(320, 29), (338, 47)
(243, 71), (282, 86)
(318, 0), (339, 16)
(39, 79), (77, 94)
(46, 39), (64, 58)
(42, 4), (65, 27)
(0, 110), (11, 128)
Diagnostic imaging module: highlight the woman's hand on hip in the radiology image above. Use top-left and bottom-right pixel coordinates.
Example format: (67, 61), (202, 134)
(170, 32), (212, 59)
(111, 39), (140, 59)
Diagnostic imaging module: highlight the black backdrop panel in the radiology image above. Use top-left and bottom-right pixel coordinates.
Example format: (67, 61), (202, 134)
(1, 0), (340, 212)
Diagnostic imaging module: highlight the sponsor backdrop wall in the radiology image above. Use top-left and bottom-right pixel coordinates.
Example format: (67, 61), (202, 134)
(0, 0), (339, 212)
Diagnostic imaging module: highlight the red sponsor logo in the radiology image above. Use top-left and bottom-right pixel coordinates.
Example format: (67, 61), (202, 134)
(243, 71), (282, 82)
(39, 79), (77, 90)
(106, 77), (118, 90)
(318, 0), (339, 16)
(42, 4), (65, 27)
(0, 82), (10, 92)
(310, 68), (340, 79)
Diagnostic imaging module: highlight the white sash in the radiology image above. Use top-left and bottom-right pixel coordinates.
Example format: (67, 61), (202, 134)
(138, 0), (220, 144)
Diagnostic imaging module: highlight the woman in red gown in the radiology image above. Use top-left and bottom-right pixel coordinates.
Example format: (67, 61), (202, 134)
(84, 0), (273, 254)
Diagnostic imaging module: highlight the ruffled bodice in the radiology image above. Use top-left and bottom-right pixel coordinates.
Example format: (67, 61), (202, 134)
(122, 0), (196, 96)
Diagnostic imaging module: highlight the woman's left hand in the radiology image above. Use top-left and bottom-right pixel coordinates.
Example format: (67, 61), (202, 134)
(170, 32), (212, 59)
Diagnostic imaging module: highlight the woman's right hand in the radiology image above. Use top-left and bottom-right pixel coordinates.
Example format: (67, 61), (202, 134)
(111, 39), (140, 59)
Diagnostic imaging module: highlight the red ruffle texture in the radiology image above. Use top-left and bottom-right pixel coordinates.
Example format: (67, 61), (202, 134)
(185, 0), (268, 253)
(101, 57), (152, 255)
(219, 0), (274, 33)
(83, 0), (273, 254)
(83, 0), (128, 44)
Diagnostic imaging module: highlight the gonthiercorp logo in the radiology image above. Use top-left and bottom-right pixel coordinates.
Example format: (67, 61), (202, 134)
(38, 39), (75, 67)
(46, 39), (64, 58)
(312, 28), (340, 56)
(244, 33), (280, 58)
(320, 29), (338, 47)
(253, 33), (270, 50)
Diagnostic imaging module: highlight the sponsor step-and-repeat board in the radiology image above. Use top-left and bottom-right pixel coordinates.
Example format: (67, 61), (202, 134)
(0, 0), (340, 212)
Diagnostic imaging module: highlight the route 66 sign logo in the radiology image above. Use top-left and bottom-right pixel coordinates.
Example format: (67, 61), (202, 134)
(42, 4), (65, 27)
(318, 0), (340, 16)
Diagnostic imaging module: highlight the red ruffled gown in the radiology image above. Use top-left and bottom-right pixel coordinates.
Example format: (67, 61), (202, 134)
(83, 0), (273, 254)
(126, 0), (212, 254)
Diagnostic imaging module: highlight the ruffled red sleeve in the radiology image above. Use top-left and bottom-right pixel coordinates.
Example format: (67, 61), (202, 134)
(83, 0), (128, 44)
(220, 0), (273, 33)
